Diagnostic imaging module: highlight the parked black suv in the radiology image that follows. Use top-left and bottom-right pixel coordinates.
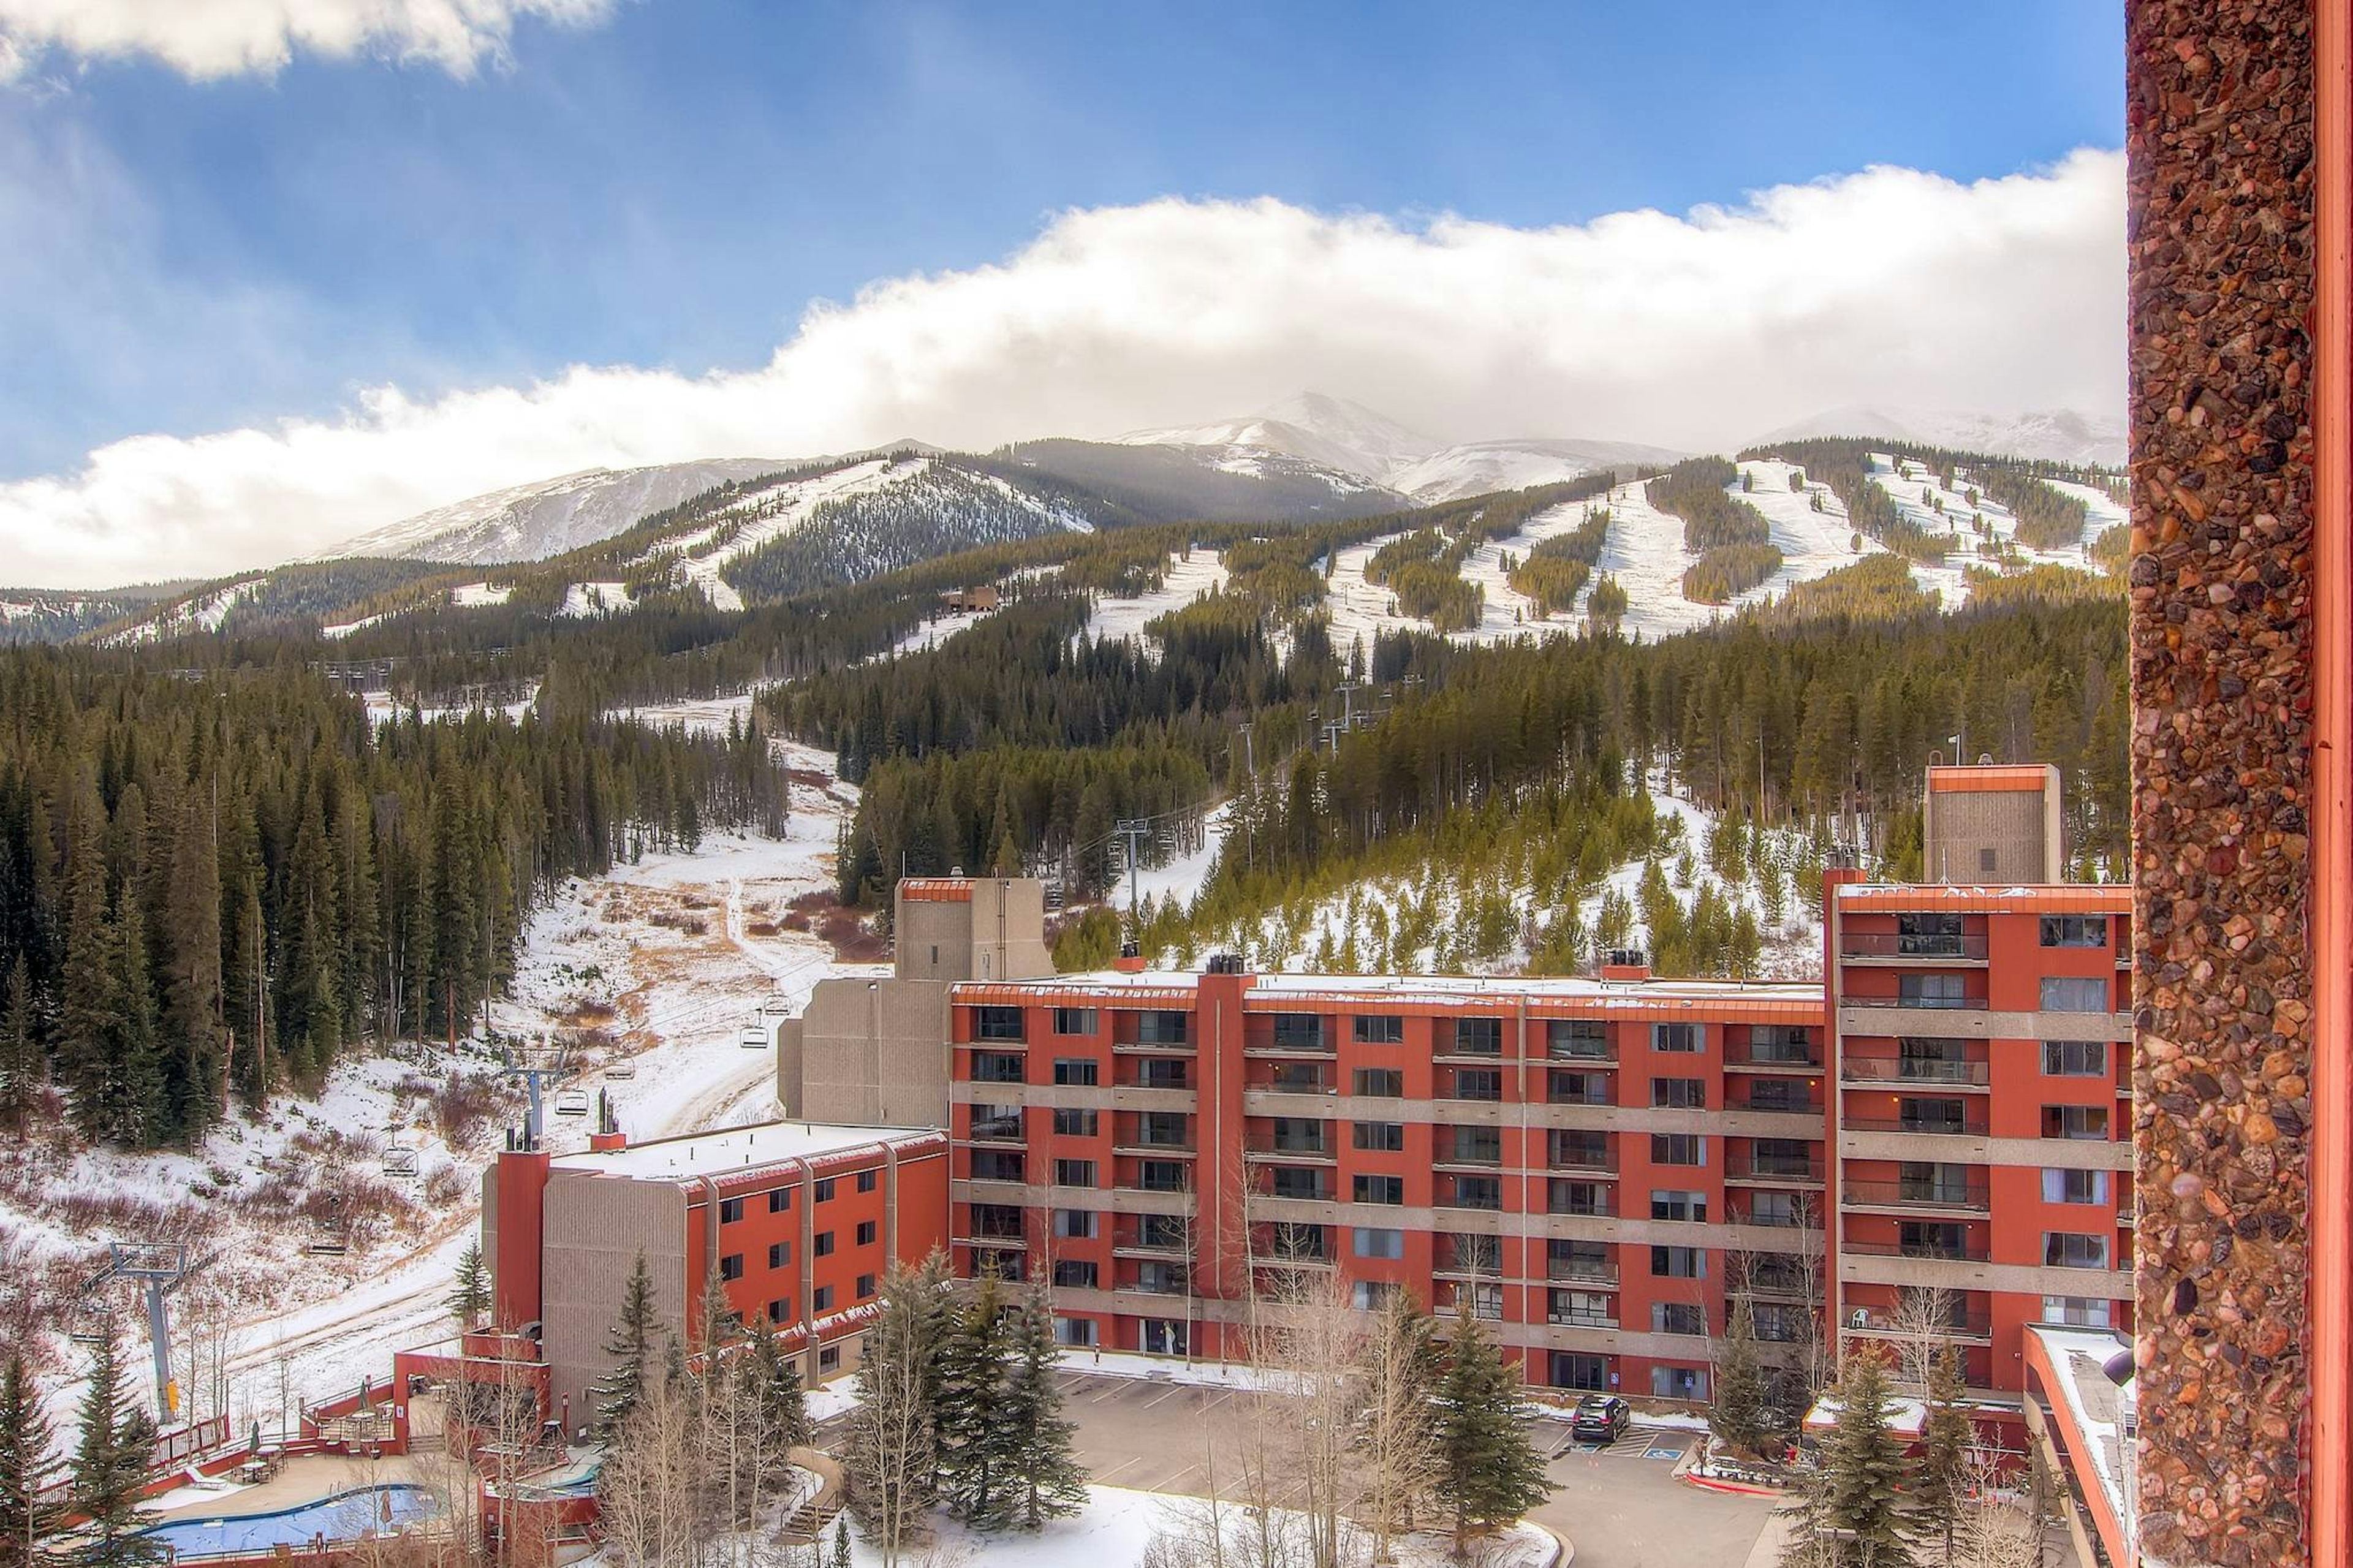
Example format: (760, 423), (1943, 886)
(1570, 1393), (1631, 1443)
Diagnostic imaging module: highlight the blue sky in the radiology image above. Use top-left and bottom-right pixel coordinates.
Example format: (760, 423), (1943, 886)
(4, 1), (2121, 479)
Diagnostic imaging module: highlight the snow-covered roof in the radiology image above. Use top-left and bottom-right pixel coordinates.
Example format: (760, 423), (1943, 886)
(2025, 1325), (2134, 1547)
(960, 969), (1823, 1010)
(1836, 882), (2128, 912)
(550, 1119), (932, 1180)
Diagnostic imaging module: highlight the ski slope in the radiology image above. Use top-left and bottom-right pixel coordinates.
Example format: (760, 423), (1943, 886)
(1081, 550), (1231, 642)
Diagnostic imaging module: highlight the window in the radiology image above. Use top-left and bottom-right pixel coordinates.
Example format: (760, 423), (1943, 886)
(2043, 1039), (2109, 1077)
(719, 1253), (743, 1281)
(1268, 1116), (1328, 1154)
(1651, 1023), (1701, 1053)
(2043, 1168), (2111, 1205)
(1132, 1111), (1188, 1148)
(1271, 1013), (1326, 1050)
(2041, 1296), (2114, 1328)
(1267, 1062), (1324, 1093)
(1651, 1191), (1708, 1223)
(1654, 1302), (1707, 1336)
(1051, 1108), (1100, 1137)
(1752, 1137), (1813, 1176)
(855, 1273), (876, 1301)
(974, 1006), (1025, 1042)
(1899, 973), (1970, 1009)
(1445, 1175), (1501, 1210)
(1135, 1059), (1190, 1089)
(1652, 1366), (1707, 1401)
(1550, 1070), (1609, 1105)
(969, 1149), (1025, 1181)
(1353, 1067), (1404, 1097)
(1978, 847), (1999, 874)
(1354, 1173), (1405, 1205)
(2041, 915), (2107, 948)
(1651, 1133), (1704, 1167)
(1900, 1097), (1972, 1134)
(817, 1345), (841, 1373)
(974, 1050), (1026, 1084)
(1550, 1180), (1610, 1217)
(768, 1189), (790, 1214)
(1136, 1160), (1188, 1192)
(1744, 1078), (1809, 1112)
(812, 1285), (833, 1312)
(1901, 1221), (1969, 1259)
(1552, 1353), (1610, 1392)
(1269, 1166), (1331, 1200)
(1895, 911), (1965, 953)
(1353, 1227), (1404, 1259)
(2040, 975), (2110, 1013)
(1353, 1121), (1405, 1152)
(857, 1169), (877, 1194)
(813, 1231), (835, 1257)
(1442, 1233), (1501, 1273)
(813, 1178), (836, 1203)
(2044, 1233), (2111, 1270)
(857, 1219), (877, 1245)
(1550, 1290), (1613, 1328)
(767, 1299), (789, 1324)
(1055, 1317), (1099, 1347)
(1134, 1010), (1190, 1045)
(1354, 1014), (1404, 1044)
(968, 1103), (1023, 1140)
(1351, 1281), (1396, 1310)
(718, 1197), (744, 1224)
(1451, 1282), (1503, 1320)
(1053, 1007), (1099, 1036)
(1550, 1130), (1611, 1170)
(1745, 1192), (1800, 1227)
(1451, 1017), (1504, 1056)
(1548, 1019), (1611, 1059)
(1054, 1158), (1097, 1187)
(1651, 1077), (1705, 1109)
(1053, 1259), (1099, 1289)
(1552, 1240), (1613, 1281)
(1445, 1125), (1501, 1165)
(1053, 1210), (1098, 1240)
(1451, 1069), (1502, 1101)
(1053, 1058), (1099, 1086)
(2044, 1105), (2111, 1141)
(1651, 1246), (1705, 1279)
(768, 1242), (791, 1268)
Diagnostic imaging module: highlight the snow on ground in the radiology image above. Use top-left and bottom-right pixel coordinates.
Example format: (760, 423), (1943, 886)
(1082, 550), (1230, 642)
(360, 682), (542, 727)
(887, 607), (996, 659)
(1576, 483), (1718, 640)
(2047, 477), (2130, 551)
(105, 577), (268, 644)
(829, 1485), (1554, 1568)
(450, 581), (512, 608)
(1857, 453), (2113, 607)
(319, 612), (390, 640)
(558, 580), (635, 618)
(1126, 800), (1232, 908)
(661, 457), (923, 613)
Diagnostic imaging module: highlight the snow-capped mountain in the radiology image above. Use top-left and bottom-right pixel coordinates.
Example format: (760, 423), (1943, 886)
(322, 458), (801, 566)
(1385, 437), (1689, 502)
(1752, 405), (2126, 469)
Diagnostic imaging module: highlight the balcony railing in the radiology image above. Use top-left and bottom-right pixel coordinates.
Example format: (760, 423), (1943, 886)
(1838, 933), (1990, 961)
(1547, 1035), (1616, 1063)
(1726, 1153), (1826, 1184)
(1547, 1310), (1618, 1330)
(1728, 1091), (1825, 1116)
(1547, 1257), (1619, 1284)
(1725, 1043), (1822, 1070)
(1841, 1236), (1991, 1263)
(1841, 1057), (1991, 1088)
(1841, 1178), (1991, 1212)
(1548, 1147), (1618, 1174)
(1548, 1194), (1617, 1219)
(1843, 1307), (1994, 1341)
(1256, 1075), (1332, 1095)
(1840, 994), (1988, 1012)
(1844, 1112), (1991, 1137)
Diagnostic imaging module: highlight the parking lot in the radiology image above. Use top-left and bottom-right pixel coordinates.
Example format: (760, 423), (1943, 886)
(1050, 1371), (1776, 1568)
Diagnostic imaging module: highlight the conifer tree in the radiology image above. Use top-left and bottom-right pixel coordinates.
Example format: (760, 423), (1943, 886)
(1808, 1349), (1913, 1568)
(159, 789), (223, 1141)
(844, 1258), (946, 1563)
(1432, 1314), (1551, 1552)
(744, 1309), (809, 1452)
(1710, 1297), (1775, 1460)
(0, 958), (37, 1123)
(0, 1354), (64, 1568)
(70, 1324), (161, 1567)
(999, 1282), (1086, 1529)
(593, 1253), (661, 1439)
(933, 1271), (1013, 1526)
(1909, 1348), (1972, 1564)
(447, 1241), (491, 1331)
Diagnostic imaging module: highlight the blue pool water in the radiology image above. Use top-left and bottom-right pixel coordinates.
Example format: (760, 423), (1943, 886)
(140, 1483), (439, 1558)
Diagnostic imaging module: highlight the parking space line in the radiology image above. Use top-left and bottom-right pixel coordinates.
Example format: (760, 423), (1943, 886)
(1093, 1456), (1142, 1486)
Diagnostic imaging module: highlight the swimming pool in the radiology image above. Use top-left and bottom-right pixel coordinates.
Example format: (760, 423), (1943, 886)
(140, 1483), (441, 1559)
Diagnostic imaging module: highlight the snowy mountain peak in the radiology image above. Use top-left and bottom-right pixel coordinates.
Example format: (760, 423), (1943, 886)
(1116, 390), (1438, 483)
(1256, 392), (1439, 468)
(1752, 404), (2125, 469)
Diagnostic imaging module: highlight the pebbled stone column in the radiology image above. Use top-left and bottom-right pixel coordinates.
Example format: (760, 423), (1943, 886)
(2127, 3), (2318, 1564)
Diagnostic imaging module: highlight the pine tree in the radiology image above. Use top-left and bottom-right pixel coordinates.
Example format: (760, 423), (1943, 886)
(744, 1309), (809, 1451)
(1432, 1314), (1551, 1552)
(70, 1324), (161, 1566)
(0, 957), (38, 1123)
(1909, 1348), (1972, 1564)
(933, 1271), (1014, 1526)
(447, 1241), (491, 1331)
(1809, 1350), (1913, 1568)
(843, 1259), (945, 1562)
(159, 788), (222, 1142)
(0, 1354), (64, 1568)
(998, 1282), (1086, 1529)
(593, 1253), (661, 1439)
(831, 1519), (851, 1568)
(1710, 1297), (1775, 1460)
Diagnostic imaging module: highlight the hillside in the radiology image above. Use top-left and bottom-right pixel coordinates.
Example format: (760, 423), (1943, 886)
(1752, 404), (2126, 468)
(0, 582), (192, 644)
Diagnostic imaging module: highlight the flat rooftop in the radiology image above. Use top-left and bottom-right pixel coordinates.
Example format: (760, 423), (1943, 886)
(957, 970), (1824, 1008)
(2027, 1324), (2134, 1536)
(550, 1119), (932, 1180)
(1838, 881), (2130, 912)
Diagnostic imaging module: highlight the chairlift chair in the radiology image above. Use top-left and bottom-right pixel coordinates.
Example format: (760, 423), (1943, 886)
(384, 1148), (419, 1178)
(604, 1061), (637, 1081)
(554, 1089), (589, 1118)
(740, 1020), (770, 1050)
(306, 1227), (349, 1258)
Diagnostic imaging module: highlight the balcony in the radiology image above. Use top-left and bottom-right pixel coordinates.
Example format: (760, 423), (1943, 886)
(1841, 1235), (1991, 1263)
(1545, 1031), (1616, 1064)
(1547, 1256), (1620, 1285)
(966, 1116), (1025, 1144)
(1838, 932), (1990, 962)
(1112, 1233), (1190, 1260)
(1842, 1306), (1994, 1344)
(1839, 993), (1989, 1012)
(1246, 1144), (1336, 1166)
(1726, 1089), (1824, 1116)
(1841, 1178), (1990, 1213)
(1115, 1140), (1196, 1158)
(1726, 1152), (1826, 1186)
(1547, 1309), (1619, 1330)
(1844, 1110), (1991, 1137)
(1547, 1146), (1618, 1175)
(1841, 1056), (1991, 1089)
(1725, 1042), (1822, 1072)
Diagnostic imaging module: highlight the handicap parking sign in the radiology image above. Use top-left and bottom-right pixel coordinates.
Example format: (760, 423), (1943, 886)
(1643, 1445), (1687, 1461)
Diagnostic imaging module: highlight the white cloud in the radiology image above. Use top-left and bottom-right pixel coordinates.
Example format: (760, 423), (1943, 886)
(2, 150), (2125, 588)
(0, 0), (613, 81)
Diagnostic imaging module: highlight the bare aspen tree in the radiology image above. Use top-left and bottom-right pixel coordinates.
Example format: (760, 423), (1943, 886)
(1355, 1287), (1442, 1564)
(1888, 1284), (1963, 1398)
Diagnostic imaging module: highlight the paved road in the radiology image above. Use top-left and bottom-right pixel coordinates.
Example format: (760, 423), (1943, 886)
(1048, 1371), (1775, 1568)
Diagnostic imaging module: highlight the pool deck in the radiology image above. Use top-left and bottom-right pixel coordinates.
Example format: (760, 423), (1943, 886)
(148, 1453), (456, 1525)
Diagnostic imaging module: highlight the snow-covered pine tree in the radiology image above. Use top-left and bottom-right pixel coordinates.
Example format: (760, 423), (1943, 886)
(0, 1354), (64, 1568)
(1432, 1312), (1552, 1552)
(70, 1323), (161, 1566)
(593, 1252), (661, 1439)
(999, 1282), (1087, 1529)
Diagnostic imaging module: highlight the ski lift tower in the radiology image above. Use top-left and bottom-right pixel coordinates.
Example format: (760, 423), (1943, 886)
(77, 1241), (197, 1422)
(501, 1033), (572, 1151)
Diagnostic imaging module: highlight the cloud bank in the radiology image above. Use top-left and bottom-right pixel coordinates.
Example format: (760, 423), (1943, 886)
(4, 150), (2125, 588)
(0, 0), (612, 81)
